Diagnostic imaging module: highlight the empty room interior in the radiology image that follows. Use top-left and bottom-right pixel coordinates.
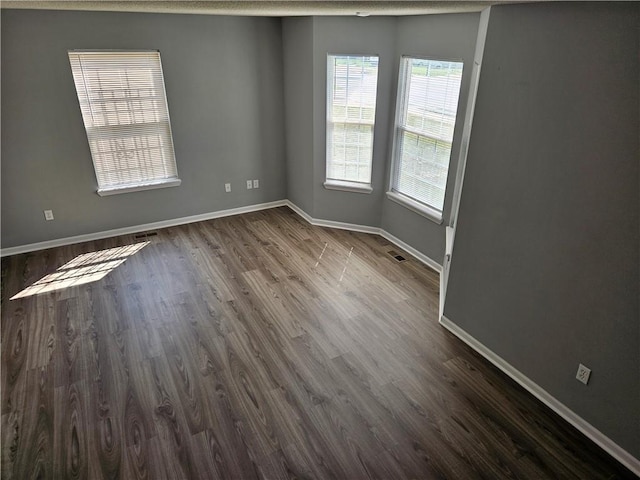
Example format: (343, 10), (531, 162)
(1, 1), (638, 479)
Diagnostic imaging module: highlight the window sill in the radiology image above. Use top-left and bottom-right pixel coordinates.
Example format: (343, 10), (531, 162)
(324, 179), (373, 194)
(386, 191), (443, 224)
(97, 178), (182, 196)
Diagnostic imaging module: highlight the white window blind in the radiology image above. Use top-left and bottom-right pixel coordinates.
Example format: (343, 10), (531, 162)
(391, 57), (463, 216)
(326, 55), (379, 187)
(68, 50), (180, 195)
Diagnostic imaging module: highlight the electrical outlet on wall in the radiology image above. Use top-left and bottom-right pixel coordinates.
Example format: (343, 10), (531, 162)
(225, 183), (231, 192)
(253, 179), (259, 189)
(246, 180), (253, 190)
(44, 210), (54, 221)
(576, 363), (591, 385)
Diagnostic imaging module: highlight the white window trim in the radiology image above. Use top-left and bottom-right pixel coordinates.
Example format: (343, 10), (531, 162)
(388, 55), (464, 224)
(386, 190), (443, 224)
(325, 53), (379, 191)
(98, 178), (181, 196)
(324, 179), (373, 194)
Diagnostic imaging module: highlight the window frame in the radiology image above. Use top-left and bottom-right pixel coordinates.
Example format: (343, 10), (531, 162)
(68, 49), (181, 196)
(388, 55), (464, 223)
(324, 53), (380, 194)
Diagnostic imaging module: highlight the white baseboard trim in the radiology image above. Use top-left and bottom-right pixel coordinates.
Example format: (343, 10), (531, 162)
(284, 200), (442, 273)
(284, 200), (378, 235)
(379, 230), (442, 273)
(314, 218), (380, 235)
(439, 315), (640, 476)
(1, 200), (288, 257)
(283, 200), (313, 224)
(3, 199), (443, 275)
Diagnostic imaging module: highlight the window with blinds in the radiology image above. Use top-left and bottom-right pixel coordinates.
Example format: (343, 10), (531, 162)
(326, 55), (379, 191)
(390, 57), (463, 219)
(68, 50), (180, 196)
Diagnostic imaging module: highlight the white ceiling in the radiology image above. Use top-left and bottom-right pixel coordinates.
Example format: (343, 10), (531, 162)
(1, 1), (541, 17)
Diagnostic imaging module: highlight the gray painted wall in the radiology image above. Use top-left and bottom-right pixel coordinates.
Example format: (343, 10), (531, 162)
(310, 16), (397, 227)
(380, 13), (480, 263)
(281, 13), (479, 264)
(3, 8), (478, 266)
(444, 3), (639, 457)
(1, 9), (286, 248)
(282, 17), (315, 216)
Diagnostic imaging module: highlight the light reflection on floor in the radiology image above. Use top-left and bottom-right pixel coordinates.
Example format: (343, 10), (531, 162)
(10, 242), (149, 300)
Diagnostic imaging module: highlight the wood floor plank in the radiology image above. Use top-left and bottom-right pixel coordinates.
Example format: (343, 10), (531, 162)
(264, 387), (334, 476)
(53, 381), (89, 480)
(158, 320), (212, 436)
(1, 206), (635, 479)
(217, 332), (283, 458)
(196, 374), (265, 479)
(241, 269), (305, 339)
(25, 295), (56, 371)
(1, 411), (20, 479)
(13, 366), (55, 479)
(1, 304), (29, 416)
(53, 297), (87, 388)
(147, 354), (201, 479)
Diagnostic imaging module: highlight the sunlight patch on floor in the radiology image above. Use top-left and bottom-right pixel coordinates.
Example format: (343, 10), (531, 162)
(10, 242), (149, 300)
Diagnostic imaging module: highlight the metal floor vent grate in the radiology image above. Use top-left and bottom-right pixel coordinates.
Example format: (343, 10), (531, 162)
(134, 231), (158, 239)
(388, 250), (406, 262)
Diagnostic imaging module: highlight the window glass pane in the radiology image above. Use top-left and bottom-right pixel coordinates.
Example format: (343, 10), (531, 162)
(392, 57), (463, 212)
(327, 55), (379, 185)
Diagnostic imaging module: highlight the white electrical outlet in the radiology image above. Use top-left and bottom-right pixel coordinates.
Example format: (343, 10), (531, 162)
(44, 210), (54, 221)
(246, 180), (253, 189)
(253, 179), (259, 189)
(576, 363), (591, 385)
(225, 183), (231, 192)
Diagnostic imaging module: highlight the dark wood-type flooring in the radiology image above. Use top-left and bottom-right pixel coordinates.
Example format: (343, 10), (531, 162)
(1, 206), (635, 479)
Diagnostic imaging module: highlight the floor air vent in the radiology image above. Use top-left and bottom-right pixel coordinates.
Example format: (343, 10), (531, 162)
(134, 231), (158, 239)
(388, 250), (406, 262)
